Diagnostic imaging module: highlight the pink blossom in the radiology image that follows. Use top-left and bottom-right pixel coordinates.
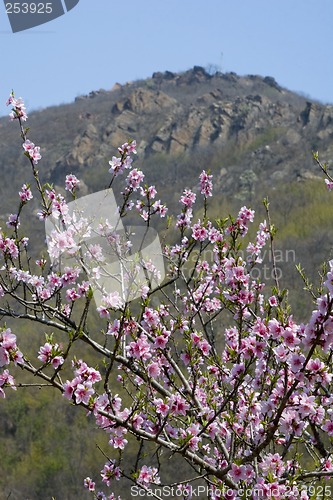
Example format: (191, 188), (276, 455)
(180, 189), (196, 207)
(51, 356), (64, 369)
(176, 209), (193, 228)
(65, 174), (80, 192)
(154, 335), (168, 349)
(19, 184), (33, 202)
(0, 348), (10, 367)
(147, 361), (160, 378)
(83, 477), (95, 492)
(180, 352), (191, 365)
(97, 305), (109, 318)
(23, 140), (42, 164)
(63, 380), (75, 400)
(8, 95), (27, 121)
(101, 461), (121, 486)
(192, 220), (208, 241)
(283, 327), (299, 347)
(87, 243), (104, 262)
(187, 423), (200, 436)
(118, 140), (137, 155)
(236, 206), (255, 235)
(87, 368), (102, 384)
(154, 398), (169, 417)
(37, 342), (52, 363)
(66, 288), (81, 302)
(307, 358), (324, 372)
(143, 307), (160, 328)
(110, 435), (128, 450)
(99, 291), (123, 311)
(273, 345), (288, 362)
(3, 238), (19, 259)
(324, 271), (333, 294)
(109, 156), (123, 175)
(229, 463), (247, 483)
(325, 179), (333, 191)
(199, 170), (213, 197)
(268, 318), (284, 339)
(230, 363), (245, 379)
(199, 339), (210, 356)
(0, 329), (22, 367)
(298, 395), (316, 418)
(38, 342), (64, 369)
(0, 370), (16, 395)
(188, 436), (200, 450)
(322, 458), (333, 472)
(288, 353), (305, 373)
(322, 419), (333, 436)
(137, 465), (160, 486)
(74, 382), (94, 404)
(169, 395), (189, 416)
(47, 229), (80, 260)
(22, 139), (35, 152)
(61, 267), (81, 286)
(6, 214), (19, 228)
(260, 453), (286, 478)
(1, 329), (17, 350)
(152, 200), (167, 217)
(127, 334), (151, 361)
(269, 295), (278, 307)
(126, 168), (144, 191)
(73, 360), (89, 377)
(141, 185), (157, 199)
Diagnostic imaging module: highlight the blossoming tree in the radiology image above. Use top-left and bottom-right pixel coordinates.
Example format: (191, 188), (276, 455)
(1, 93), (333, 500)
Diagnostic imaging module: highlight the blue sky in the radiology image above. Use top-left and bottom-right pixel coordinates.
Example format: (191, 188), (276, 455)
(1, 0), (333, 117)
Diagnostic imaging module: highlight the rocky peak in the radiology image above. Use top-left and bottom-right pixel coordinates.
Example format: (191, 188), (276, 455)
(2, 66), (333, 202)
(44, 67), (333, 192)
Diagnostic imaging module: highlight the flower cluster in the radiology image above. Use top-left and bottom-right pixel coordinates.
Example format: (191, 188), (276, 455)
(38, 341), (64, 369)
(19, 183), (33, 202)
(199, 170), (213, 197)
(63, 359), (102, 405)
(108, 140), (137, 177)
(23, 139), (42, 165)
(136, 188), (168, 221)
(65, 174), (80, 193)
(96, 291), (124, 317)
(137, 465), (160, 486)
(0, 369), (16, 398)
(0, 328), (23, 398)
(235, 205), (255, 235)
(126, 168), (144, 191)
(6, 93), (28, 121)
(101, 460), (121, 486)
(247, 219), (270, 263)
(6, 214), (19, 229)
(0, 328), (23, 367)
(177, 188), (197, 229)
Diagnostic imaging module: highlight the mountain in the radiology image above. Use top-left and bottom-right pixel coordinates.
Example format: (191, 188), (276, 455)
(1, 65), (333, 200)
